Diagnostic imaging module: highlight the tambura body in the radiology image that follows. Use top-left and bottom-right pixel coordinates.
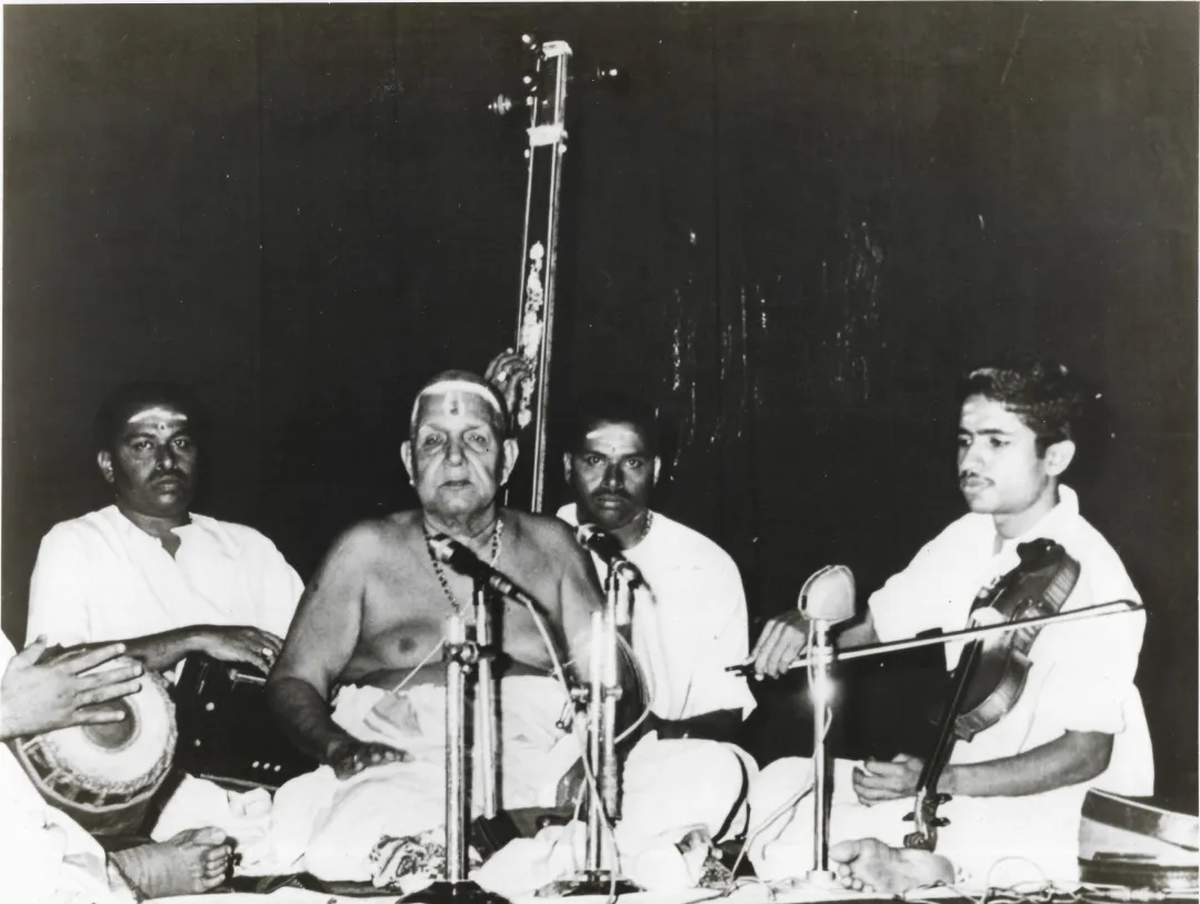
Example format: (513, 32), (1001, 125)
(13, 661), (177, 835)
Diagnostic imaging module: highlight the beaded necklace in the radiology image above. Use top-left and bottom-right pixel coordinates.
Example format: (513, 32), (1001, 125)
(424, 514), (505, 615)
(629, 510), (653, 548)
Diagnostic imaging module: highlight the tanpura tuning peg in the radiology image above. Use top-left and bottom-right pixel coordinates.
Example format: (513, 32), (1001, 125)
(935, 817), (951, 827)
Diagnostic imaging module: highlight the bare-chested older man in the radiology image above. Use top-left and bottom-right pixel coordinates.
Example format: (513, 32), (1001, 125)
(261, 371), (750, 887)
(267, 370), (597, 779)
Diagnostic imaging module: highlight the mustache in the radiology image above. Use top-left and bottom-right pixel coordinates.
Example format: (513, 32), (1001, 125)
(152, 469), (188, 481)
(590, 488), (632, 501)
(958, 471), (989, 484)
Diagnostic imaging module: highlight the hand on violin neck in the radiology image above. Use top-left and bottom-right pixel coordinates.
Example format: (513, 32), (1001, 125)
(853, 753), (949, 806)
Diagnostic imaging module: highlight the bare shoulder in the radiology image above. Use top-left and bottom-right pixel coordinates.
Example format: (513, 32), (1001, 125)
(504, 509), (582, 556)
(318, 511), (423, 568)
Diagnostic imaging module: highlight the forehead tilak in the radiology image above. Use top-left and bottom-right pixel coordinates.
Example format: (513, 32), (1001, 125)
(124, 406), (189, 429)
(583, 422), (649, 453)
(411, 381), (503, 431)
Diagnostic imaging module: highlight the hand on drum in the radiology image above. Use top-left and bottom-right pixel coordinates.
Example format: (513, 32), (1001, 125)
(0, 637), (144, 739)
(852, 753), (925, 805)
(196, 626), (283, 674)
(747, 610), (811, 679)
(327, 737), (412, 780)
(484, 348), (535, 422)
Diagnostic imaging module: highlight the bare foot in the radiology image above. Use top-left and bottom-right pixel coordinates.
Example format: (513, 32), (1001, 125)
(111, 827), (232, 898)
(829, 838), (954, 894)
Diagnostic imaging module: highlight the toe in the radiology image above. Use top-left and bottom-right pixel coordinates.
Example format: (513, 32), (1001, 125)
(191, 826), (229, 846)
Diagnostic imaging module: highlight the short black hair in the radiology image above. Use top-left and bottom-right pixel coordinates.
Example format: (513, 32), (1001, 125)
(93, 381), (207, 453)
(957, 360), (1088, 454)
(564, 389), (659, 456)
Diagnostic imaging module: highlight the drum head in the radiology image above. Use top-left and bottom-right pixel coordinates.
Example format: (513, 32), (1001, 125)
(16, 661), (177, 811)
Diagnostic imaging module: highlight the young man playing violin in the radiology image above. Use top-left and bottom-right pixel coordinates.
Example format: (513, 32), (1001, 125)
(745, 360), (1152, 892)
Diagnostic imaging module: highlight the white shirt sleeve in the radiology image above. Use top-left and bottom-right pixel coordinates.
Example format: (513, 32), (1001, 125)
(867, 537), (944, 642)
(248, 538), (305, 638)
(26, 526), (94, 647)
(1029, 568), (1145, 736)
(672, 556), (757, 720)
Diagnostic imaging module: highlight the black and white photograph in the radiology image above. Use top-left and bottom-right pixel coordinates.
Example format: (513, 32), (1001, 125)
(1, 3), (1196, 902)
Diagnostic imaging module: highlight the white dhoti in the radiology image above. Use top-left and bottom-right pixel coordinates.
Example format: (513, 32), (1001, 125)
(264, 679), (753, 888)
(747, 756), (1091, 886)
(475, 735), (755, 897)
(266, 677), (574, 881)
(0, 744), (135, 903)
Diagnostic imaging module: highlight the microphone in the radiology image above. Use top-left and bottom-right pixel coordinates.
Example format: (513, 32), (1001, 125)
(428, 534), (542, 612)
(575, 523), (624, 562)
(796, 565), (855, 879)
(799, 564), (856, 625)
(725, 564), (856, 675)
(575, 524), (644, 588)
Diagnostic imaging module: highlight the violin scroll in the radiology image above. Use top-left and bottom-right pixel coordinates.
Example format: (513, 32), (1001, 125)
(903, 787), (952, 851)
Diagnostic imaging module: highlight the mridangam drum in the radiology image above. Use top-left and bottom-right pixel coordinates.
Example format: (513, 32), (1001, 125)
(13, 659), (177, 835)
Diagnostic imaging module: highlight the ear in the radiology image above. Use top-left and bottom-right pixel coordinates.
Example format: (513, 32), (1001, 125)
(97, 451), (115, 484)
(1043, 439), (1076, 478)
(652, 456), (662, 486)
(562, 452), (574, 485)
(400, 441), (415, 485)
(500, 437), (520, 486)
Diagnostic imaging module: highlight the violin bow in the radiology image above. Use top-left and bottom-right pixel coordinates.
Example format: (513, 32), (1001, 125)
(726, 599), (1143, 676)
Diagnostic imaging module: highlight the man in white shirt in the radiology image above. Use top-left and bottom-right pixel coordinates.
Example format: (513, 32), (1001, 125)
(745, 361), (1152, 891)
(26, 381), (304, 675)
(558, 389), (756, 742)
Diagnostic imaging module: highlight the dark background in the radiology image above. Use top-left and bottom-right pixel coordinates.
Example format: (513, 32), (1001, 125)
(4, 4), (1195, 798)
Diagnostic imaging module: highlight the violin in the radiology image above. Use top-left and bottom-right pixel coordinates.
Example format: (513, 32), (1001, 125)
(903, 538), (1081, 851)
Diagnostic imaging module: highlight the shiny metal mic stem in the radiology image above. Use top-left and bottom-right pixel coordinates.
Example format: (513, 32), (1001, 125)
(475, 583), (498, 819)
(808, 620), (836, 883)
(444, 612), (468, 883)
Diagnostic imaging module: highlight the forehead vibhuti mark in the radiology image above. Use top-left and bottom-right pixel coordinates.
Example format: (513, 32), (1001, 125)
(123, 406), (189, 437)
(412, 381), (503, 429)
(583, 423), (648, 457)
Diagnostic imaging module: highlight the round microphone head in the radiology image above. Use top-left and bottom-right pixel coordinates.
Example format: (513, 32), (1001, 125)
(799, 564), (856, 624)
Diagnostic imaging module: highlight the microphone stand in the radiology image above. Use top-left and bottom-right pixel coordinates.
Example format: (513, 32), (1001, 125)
(806, 619), (840, 888)
(404, 580), (508, 904)
(553, 557), (641, 896)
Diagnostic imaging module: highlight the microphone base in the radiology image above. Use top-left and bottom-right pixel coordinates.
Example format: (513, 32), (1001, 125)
(803, 869), (841, 888)
(400, 880), (511, 904)
(538, 870), (644, 897)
